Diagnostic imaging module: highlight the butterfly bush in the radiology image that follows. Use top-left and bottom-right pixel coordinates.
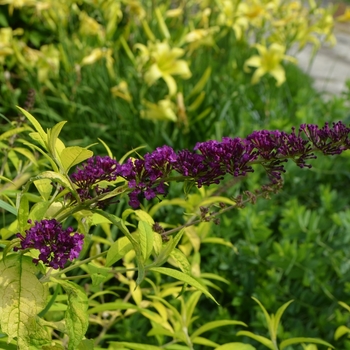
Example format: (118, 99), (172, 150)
(69, 122), (350, 208)
(12, 121), (350, 269)
(14, 219), (84, 269)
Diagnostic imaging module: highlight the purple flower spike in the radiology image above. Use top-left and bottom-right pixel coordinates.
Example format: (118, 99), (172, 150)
(14, 219), (84, 269)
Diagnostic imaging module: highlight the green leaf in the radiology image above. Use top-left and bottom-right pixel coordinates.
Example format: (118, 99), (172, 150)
(191, 320), (247, 339)
(153, 229), (185, 266)
(251, 297), (272, 330)
(215, 343), (256, 350)
(335, 325), (350, 340)
(34, 179), (53, 201)
(339, 301), (350, 313)
(54, 279), (89, 350)
(13, 147), (38, 164)
(17, 107), (47, 146)
(88, 301), (138, 314)
(106, 236), (133, 267)
(17, 193), (29, 233)
(236, 331), (274, 350)
(0, 199), (17, 216)
(0, 126), (31, 141)
(189, 66), (212, 97)
(183, 291), (202, 327)
(97, 138), (113, 158)
(29, 202), (51, 222)
(199, 196), (236, 207)
(191, 336), (220, 347)
(280, 337), (334, 349)
(134, 209), (155, 225)
(0, 254), (50, 348)
(36, 171), (74, 192)
(87, 264), (109, 287)
(109, 342), (162, 350)
(138, 221), (154, 261)
(47, 121), (67, 158)
(60, 147), (94, 172)
(169, 248), (191, 274)
(77, 339), (95, 350)
(149, 267), (218, 304)
(273, 300), (294, 340)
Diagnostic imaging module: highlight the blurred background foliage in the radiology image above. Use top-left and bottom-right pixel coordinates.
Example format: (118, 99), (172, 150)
(1, 0), (350, 349)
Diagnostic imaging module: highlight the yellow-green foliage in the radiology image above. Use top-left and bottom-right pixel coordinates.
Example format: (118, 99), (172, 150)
(0, 0), (346, 125)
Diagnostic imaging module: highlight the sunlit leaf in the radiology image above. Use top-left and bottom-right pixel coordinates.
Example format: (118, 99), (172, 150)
(138, 220), (154, 261)
(0, 254), (50, 348)
(236, 331), (274, 349)
(191, 320), (247, 339)
(215, 343), (256, 350)
(334, 325), (350, 340)
(106, 236), (133, 267)
(54, 279), (89, 350)
(150, 267), (218, 304)
(60, 147), (94, 172)
(280, 337), (334, 349)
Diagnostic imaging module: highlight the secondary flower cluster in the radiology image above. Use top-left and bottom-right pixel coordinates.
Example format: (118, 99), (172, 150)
(69, 122), (350, 208)
(14, 219), (84, 269)
(70, 155), (118, 206)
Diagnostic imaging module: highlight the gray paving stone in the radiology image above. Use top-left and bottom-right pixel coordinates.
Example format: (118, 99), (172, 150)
(294, 22), (350, 95)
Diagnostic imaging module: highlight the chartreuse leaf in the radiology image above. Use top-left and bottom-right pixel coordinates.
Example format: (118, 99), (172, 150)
(272, 300), (294, 341)
(215, 343), (256, 350)
(150, 267), (218, 304)
(335, 325), (350, 340)
(17, 107), (47, 146)
(47, 121), (66, 158)
(339, 301), (350, 313)
(53, 279), (89, 350)
(280, 338), (334, 349)
(93, 210), (145, 284)
(183, 291), (202, 327)
(0, 125), (31, 141)
(199, 196), (236, 207)
(106, 236), (133, 267)
(109, 342), (162, 350)
(0, 254), (50, 348)
(191, 320), (247, 339)
(34, 179), (53, 200)
(169, 248), (191, 274)
(251, 297), (273, 336)
(138, 221), (154, 261)
(88, 301), (138, 314)
(191, 337), (219, 347)
(17, 193), (29, 233)
(236, 331), (274, 349)
(152, 229), (185, 266)
(36, 171), (74, 193)
(134, 209), (154, 225)
(77, 339), (94, 349)
(60, 147), (94, 173)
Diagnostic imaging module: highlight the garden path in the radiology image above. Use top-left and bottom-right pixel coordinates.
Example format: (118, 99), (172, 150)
(295, 21), (350, 95)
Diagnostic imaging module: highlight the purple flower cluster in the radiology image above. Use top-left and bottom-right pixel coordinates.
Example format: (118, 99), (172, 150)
(14, 219), (84, 269)
(70, 156), (118, 206)
(70, 122), (350, 208)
